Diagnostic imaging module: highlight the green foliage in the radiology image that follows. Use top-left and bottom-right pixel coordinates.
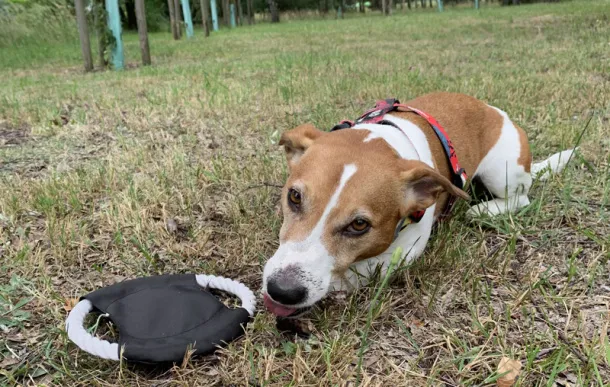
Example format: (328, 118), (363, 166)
(0, 0), (167, 48)
(0, 0), (76, 48)
(0, 276), (32, 330)
(143, 0), (169, 32)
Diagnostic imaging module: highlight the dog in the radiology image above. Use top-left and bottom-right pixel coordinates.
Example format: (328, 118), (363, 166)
(262, 92), (575, 317)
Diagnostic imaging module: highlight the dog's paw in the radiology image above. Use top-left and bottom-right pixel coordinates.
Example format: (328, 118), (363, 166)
(329, 276), (359, 293)
(329, 280), (350, 293)
(466, 202), (503, 218)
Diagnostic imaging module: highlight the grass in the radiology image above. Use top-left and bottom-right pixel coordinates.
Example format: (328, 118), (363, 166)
(1, 0), (609, 385)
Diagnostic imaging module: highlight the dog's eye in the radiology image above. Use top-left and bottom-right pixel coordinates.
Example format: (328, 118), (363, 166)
(345, 218), (370, 236)
(288, 189), (302, 210)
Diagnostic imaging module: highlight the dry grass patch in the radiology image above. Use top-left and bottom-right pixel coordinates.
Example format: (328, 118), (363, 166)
(1, 0), (609, 385)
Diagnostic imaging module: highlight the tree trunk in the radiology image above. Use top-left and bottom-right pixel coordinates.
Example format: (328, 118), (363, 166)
(247, 0), (254, 24)
(168, 0), (178, 39)
(268, 0), (279, 22)
(134, 0), (151, 65)
(222, 0), (230, 25)
(174, 0), (182, 38)
(381, 0), (386, 14)
(200, 0), (210, 36)
(406, 0), (411, 8)
(74, 0), (93, 71)
(93, 4), (106, 68)
(388, 0), (393, 14)
(359, 0), (365, 12)
(421, 0), (425, 8)
(237, 0), (243, 25)
(428, 0), (432, 7)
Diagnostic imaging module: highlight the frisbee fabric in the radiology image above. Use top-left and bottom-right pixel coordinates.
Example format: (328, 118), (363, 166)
(65, 274), (255, 363)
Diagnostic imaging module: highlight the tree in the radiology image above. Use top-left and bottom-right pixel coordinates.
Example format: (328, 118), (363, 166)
(167, 0), (180, 39)
(200, 0), (210, 36)
(268, 0), (279, 22)
(173, 0), (182, 37)
(222, 0), (230, 24)
(246, 0), (254, 24)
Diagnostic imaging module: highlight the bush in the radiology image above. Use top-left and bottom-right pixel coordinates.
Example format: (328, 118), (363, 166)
(143, 0), (168, 32)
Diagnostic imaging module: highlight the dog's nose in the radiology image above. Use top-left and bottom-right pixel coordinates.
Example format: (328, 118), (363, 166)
(267, 276), (307, 305)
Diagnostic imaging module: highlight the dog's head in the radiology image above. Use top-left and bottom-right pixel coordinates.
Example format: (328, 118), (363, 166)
(262, 124), (468, 316)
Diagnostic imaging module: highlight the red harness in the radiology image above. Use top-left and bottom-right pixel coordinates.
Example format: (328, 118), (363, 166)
(330, 98), (468, 230)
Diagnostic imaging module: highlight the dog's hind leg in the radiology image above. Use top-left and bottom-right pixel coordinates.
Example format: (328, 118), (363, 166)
(467, 107), (533, 217)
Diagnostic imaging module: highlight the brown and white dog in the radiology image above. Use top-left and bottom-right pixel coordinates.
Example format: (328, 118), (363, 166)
(262, 92), (574, 317)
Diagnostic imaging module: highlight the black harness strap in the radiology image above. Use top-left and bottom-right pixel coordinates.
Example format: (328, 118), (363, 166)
(330, 98), (469, 225)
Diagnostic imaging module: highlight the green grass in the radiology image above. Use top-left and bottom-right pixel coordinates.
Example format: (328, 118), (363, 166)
(1, 1), (609, 385)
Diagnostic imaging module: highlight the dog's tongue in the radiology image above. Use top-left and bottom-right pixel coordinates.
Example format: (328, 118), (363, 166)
(264, 294), (297, 317)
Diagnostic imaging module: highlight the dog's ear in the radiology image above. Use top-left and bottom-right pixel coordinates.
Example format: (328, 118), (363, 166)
(279, 123), (325, 169)
(399, 160), (470, 214)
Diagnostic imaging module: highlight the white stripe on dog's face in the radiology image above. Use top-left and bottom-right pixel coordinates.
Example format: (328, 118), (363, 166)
(263, 129), (415, 312)
(263, 126), (466, 313)
(262, 164), (357, 308)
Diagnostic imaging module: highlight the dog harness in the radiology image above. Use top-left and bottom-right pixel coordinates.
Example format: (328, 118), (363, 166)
(330, 98), (468, 238)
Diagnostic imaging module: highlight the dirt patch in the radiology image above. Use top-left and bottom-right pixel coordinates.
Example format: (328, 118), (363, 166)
(0, 158), (47, 177)
(0, 121), (118, 178)
(0, 121), (31, 147)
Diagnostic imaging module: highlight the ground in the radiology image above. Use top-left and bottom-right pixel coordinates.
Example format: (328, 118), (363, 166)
(1, 1), (609, 385)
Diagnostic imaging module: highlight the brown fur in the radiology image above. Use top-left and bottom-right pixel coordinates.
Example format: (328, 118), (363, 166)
(515, 125), (533, 172)
(278, 92), (528, 275)
(390, 92), (511, 215)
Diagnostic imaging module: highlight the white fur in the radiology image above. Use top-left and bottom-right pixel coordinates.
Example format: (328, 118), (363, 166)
(466, 107), (575, 217)
(531, 149), (576, 181)
(355, 116), (435, 167)
(266, 107), (575, 306)
(331, 204), (437, 291)
(262, 164), (358, 307)
(329, 118), (437, 291)
(337, 108), (574, 288)
(466, 106), (533, 217)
